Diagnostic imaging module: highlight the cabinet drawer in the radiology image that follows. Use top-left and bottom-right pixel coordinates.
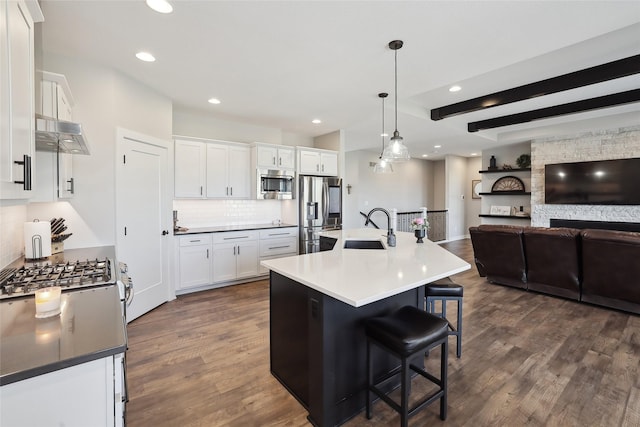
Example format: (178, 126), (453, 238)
(260, 237), (297, 257)
(179, 235), (212, 247)
(259, 227), (298, 240)
(213, 230), (258, 244)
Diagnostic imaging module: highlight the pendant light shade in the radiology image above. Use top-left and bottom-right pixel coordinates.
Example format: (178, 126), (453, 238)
(382, 40), (410, 163)
(374, 93), (393, 174)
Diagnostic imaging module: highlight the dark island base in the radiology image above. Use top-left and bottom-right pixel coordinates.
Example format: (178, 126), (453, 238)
(270, 271), (425, 427)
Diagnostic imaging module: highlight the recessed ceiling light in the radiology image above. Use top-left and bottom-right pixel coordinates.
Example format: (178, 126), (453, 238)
(449, 85), (461, 92)
(422, 154), (429, 158)
(208, 98), (221, 105)
(136, 52), (155, 62)
(380, 133), (388, 137)
(312, 119), (322, 124)
(146, 0), (173, 13)
(434, 145), (441, 149)
(470, 152), (478, 156)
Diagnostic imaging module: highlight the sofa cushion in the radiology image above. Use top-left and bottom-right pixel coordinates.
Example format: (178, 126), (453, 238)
(523, 227), (581, 300)
(581, 229), (640, 314)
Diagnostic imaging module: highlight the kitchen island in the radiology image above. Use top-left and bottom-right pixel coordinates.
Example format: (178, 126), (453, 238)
(261, 228), (470, 427)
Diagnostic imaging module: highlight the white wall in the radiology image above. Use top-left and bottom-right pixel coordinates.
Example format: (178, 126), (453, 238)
(27, 53), (173, 250)
(531, 125), (640, 226)
(432, 160), (445, 210)
(173, 107), (282, 145)
(343, 150), (433, 229)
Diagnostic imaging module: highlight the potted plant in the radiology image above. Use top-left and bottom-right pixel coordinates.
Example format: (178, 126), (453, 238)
(411, 217), (429, 243)
(516, 154), (531, 169)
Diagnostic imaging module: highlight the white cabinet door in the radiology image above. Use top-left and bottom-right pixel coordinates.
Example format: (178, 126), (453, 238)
(212, 243), (238, 283)
(299, 150), (320, 174)
(58, 152), (74, 198)
(206, 143), (249, 199)
(320, 151), (338, 176)
(205, 143), (229, 198)
(256, 145), (278, 168)
(236, 240), (259, 279)
(0, 357), (115, 427)
(278, 147), (295, 169)
(227, 144), (250, 198)
(0, 0), (34, 200)
(175, 139), (206, 198)
(179, 244), (212, 289)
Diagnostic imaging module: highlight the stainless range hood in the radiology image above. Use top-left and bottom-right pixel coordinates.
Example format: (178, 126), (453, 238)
(35, 114), (90, 155)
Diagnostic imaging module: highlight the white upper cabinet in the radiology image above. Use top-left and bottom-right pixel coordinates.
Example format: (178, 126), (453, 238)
(0, 0), (41, 200)
(254, 143), (295, 170)
(174, 138), (250, 199)
(174, 139), (206, 198)
(206, 142), (250, 199)
(33, 72), (76, 202)
(297, 147), (338, 176)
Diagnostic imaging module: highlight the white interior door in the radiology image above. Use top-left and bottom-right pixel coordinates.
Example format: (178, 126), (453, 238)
(116, 128), (171, 322)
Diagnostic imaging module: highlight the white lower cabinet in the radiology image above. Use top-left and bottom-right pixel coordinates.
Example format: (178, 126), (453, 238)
(258, 227), (298, 275)
(176, 227), (298, 292)
(212, 231), (259, 283)
(0, 355), (124, 427)
(178, 235), (213, 289)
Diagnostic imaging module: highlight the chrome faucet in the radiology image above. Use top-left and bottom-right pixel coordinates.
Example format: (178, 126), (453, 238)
(365, 207), (396, 247)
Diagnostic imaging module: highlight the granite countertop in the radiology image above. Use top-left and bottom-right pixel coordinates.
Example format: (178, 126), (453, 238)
(174, 223), (297, 235)
(0, 285), (126, 386)
(260, 228), (470, 307)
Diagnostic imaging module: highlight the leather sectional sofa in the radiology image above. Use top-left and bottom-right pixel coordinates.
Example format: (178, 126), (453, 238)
(469, 224), (640, 315)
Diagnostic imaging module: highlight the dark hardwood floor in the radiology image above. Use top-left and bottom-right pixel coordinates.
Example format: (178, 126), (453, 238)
(125, 239), (640, 426)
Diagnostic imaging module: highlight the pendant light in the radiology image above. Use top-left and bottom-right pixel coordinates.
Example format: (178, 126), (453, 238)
(382, 40), (410, 163)
(374, 93), (393, 174)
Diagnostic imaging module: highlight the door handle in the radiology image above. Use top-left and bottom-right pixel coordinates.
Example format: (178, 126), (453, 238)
(162, 230), (169, 235)
(13, 154), (32, 190)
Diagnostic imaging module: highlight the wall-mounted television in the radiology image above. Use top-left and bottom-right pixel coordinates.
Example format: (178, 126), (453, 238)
(545, 158), (640, 205)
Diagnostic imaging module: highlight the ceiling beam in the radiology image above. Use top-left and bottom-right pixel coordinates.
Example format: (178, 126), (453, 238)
(467, 89), (640, 132)
(431, 55), (640, 121)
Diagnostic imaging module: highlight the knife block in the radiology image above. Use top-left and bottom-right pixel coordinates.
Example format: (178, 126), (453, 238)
(51, 241), (64, 254)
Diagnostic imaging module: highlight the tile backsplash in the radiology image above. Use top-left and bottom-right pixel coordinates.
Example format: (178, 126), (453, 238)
(173, 199), (284, 228)
(0, 204), (27, 267)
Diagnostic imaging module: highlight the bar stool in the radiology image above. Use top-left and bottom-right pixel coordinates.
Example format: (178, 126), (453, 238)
(365, 305), (449, 427)
(425, 277), (464, 358)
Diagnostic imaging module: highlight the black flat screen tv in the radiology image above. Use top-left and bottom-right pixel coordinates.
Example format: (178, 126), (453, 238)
(545, 158), (640, 205)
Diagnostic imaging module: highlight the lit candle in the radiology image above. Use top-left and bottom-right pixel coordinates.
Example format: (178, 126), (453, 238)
(35, 286), (62, 318)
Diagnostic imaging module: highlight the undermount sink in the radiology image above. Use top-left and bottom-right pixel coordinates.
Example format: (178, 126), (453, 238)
(343, 239), (385, 250)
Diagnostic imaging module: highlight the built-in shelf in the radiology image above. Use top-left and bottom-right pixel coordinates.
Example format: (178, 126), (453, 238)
(479, 191), (531, 196)
(479, 168), (531, 174)
(479, 214), (531, 220)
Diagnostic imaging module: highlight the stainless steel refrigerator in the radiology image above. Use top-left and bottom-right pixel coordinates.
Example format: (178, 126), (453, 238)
(299, 175), (342, 254)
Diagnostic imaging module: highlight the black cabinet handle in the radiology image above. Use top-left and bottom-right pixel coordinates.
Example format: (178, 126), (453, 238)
(13, 154), (32, 190)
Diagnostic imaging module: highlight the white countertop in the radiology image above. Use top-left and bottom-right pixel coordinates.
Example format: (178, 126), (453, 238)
(260, 228), (470, 307)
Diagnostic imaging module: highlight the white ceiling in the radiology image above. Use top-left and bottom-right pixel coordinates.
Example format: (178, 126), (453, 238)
(39, 1), (640, 159)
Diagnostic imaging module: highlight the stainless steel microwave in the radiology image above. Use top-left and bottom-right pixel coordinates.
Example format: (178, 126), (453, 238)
(257, 169), (295, 199)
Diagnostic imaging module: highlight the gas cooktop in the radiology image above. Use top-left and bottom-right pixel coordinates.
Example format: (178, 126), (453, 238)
(0, 258), (113, 299)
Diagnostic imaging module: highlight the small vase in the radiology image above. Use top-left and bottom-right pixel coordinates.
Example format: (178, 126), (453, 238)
(414, 229), (426, 243)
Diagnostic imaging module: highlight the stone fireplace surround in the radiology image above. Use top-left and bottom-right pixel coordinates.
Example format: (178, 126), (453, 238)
(530, 125), (640, 227)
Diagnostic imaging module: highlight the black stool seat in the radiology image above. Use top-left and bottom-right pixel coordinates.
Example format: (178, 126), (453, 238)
(425, 278), (464, 358)
(365, 306), (449, 426)
(365, 306), (448, 356)
(426, 283), (464, 297)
